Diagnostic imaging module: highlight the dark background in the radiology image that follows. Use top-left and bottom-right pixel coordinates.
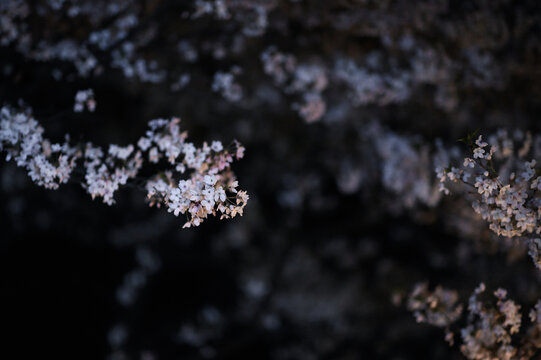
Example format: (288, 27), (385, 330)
(1, 1), (541, 359)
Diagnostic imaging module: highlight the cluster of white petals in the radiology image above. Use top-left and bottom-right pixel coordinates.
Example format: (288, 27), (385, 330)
(408, 282), (463, 329)
(460, 284), (523, 360)
(261, 47), (328, 123)
(0, 106), (248, 228)
(373, 126), (444, 208)
(408, 283), (541, 360)
(212, 68), (243, 102)
(0, 107), (80, 189)
(437, 131), (540, 255)
(74, 89), (96, 113)
(140, 118), (248, 228)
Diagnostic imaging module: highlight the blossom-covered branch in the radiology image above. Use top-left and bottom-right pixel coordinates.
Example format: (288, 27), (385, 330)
(407, 283), (541, 360)
(0, 106), (248, 228)
(436, 131), (540, 268)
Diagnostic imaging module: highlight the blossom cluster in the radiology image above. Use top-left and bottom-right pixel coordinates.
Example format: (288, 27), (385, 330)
(372, 124), (444, 208)
(260, 47), (328, 123)
(0, 0), (162, 80)
(212, 67), (243, 102)
(259, 42), (502, 122)
(0, 105), (248, 228)
(408, 283), (541, 360)
(0, 106), (80, 190)
(407, 283), (463, 345)
(139, 118), (248, 228)
(437, 131), (540, 267)
(73, 89), (96, 113)
(0, 0), (522, 129)
(461, 284), (523, 360)
(333, 57), (411, 107)
(0, 0), (276, 85)
(193, 0), (271, 37)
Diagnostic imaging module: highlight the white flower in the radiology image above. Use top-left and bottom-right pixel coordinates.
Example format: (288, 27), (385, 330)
(475, 135), (488, 148)
(211, 140), (223, 152)
(137, 137), (152, 151)
(521, 160), (536, 181)
(463, 158), (475, 168)
(473, 147), (485, 159)
(447, 167), (461, 182)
